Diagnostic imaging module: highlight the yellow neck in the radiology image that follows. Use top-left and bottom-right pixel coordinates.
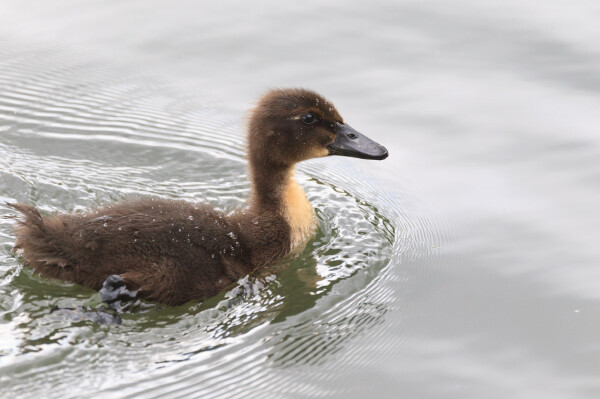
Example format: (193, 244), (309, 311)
(282, 170), (316, 250)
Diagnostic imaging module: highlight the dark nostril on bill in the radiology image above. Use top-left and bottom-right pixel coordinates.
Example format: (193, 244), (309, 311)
(347, 133), (357, 139)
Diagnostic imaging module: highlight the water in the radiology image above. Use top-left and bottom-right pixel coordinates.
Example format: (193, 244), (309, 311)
(1, 1), (599, 398)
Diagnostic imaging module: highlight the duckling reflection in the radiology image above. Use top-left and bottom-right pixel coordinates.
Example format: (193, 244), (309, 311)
(9, 88), (388, 306)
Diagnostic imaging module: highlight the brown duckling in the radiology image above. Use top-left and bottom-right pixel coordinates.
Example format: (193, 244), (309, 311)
(9, 88), (388, 306)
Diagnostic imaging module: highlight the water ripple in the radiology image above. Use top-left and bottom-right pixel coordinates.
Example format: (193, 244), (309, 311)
(0, 44), (443, 399)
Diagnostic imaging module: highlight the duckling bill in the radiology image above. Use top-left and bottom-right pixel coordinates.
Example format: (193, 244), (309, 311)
(9, 88), (388, 306)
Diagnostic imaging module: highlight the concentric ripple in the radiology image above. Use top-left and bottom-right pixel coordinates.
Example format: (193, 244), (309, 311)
(0, 44), (443, 399)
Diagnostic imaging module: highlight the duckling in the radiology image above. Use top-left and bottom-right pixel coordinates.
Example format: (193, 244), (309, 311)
(9, 88), (388, 306)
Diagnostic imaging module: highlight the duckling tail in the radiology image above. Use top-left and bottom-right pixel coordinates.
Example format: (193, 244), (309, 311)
(7, 203), (44, 232)
(8, 203), (49, 255)
(7, 203), (76, 280)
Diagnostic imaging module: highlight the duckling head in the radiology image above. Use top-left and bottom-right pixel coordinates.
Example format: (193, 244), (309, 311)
(247, 88), (388, 168)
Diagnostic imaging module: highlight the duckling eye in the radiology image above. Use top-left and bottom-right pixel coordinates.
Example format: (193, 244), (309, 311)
(301, 113), (318, 125)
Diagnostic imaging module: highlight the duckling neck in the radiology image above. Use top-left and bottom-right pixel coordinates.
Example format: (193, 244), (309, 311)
(249, 164), (315, 247)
